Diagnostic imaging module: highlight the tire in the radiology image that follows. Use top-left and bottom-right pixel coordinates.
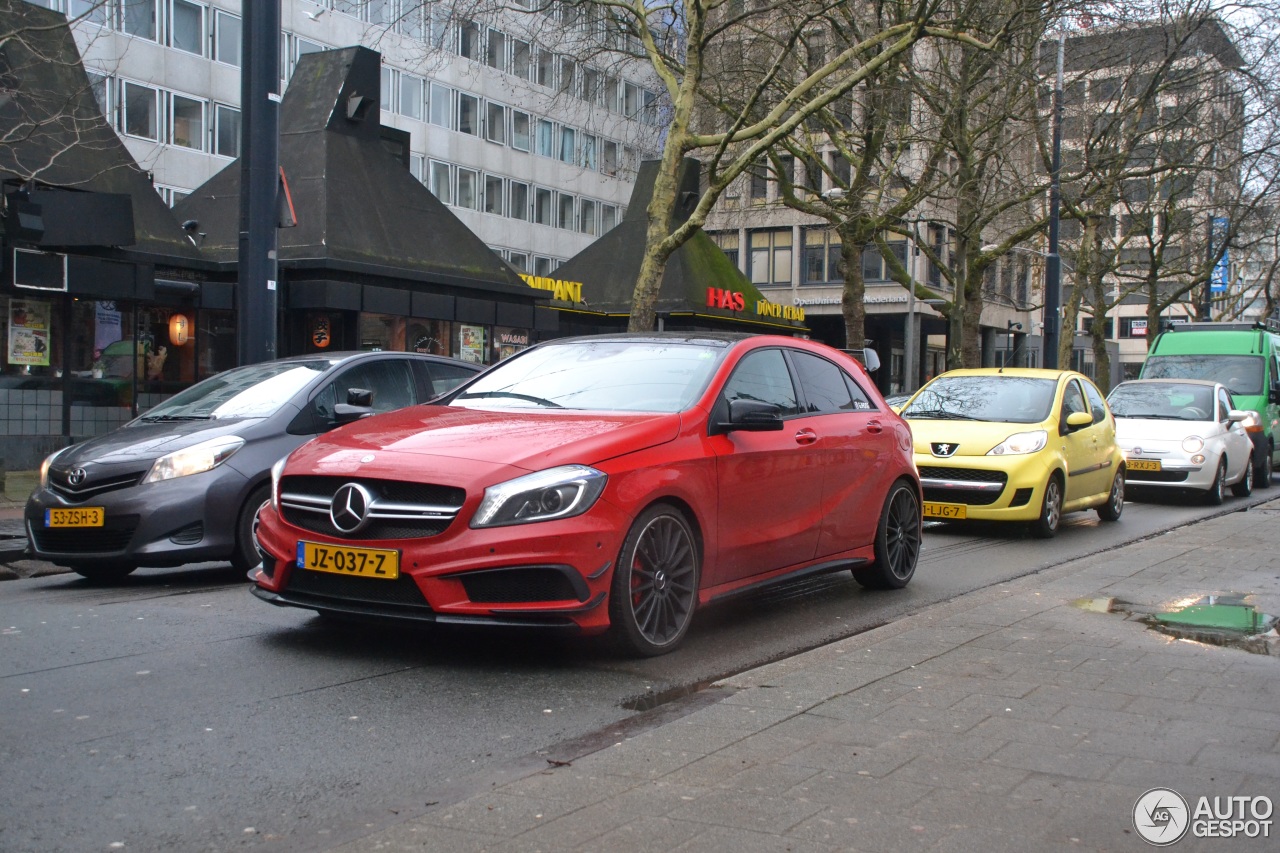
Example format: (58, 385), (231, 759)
(1256, 448), (1273, 489)
(231, 484), (273, 573)
(854, 480), (921, 590)
(1204, 458), (1227, 506)
(608, 504), (700, 657)
(1030, 474), (1064, 539)
(1232, 455), (1254, 497)
(1097, 468), (1125, 522)
(70, 562), (137, 583)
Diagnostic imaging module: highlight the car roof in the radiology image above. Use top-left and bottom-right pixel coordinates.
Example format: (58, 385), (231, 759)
(266, 351), (470, 367)
(546, 332), (760, 348)
(1114, 378), (1220, 388)
(931, 367), (1080, 380)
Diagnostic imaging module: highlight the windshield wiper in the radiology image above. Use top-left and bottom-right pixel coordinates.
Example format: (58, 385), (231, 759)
(455, 391), (563, 408)
(904, 410), (976, 420)
(141, 414), (213, 422)
(1114, 413), (1182, 420)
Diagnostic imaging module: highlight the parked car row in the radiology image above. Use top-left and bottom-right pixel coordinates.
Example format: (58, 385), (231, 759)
(24, 325), (1273, 656)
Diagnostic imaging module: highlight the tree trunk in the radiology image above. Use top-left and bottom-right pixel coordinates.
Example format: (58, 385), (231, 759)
(839, 235), (868, 350)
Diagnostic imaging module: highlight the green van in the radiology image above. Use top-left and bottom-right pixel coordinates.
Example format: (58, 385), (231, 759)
(1139, 322), (1280, 486)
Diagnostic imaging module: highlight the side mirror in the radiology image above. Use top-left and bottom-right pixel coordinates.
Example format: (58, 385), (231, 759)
(332, 387), (374, 427)
(1269, 386), (1280, 405)
(718, 399), (784, 432)
(1227, 409), (1250, 424)
(862, 348), (881, 373)
(1065, 411), (1093, 430)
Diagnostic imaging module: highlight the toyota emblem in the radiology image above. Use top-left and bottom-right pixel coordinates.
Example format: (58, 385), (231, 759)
(330, 483), (374, 534)
(67, 468), (88, 487)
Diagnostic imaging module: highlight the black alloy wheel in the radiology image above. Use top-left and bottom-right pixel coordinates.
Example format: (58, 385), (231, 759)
(1097, 469), (1125, 522)
(1232, 456), (1254, 497)
(232, 484), (273, 573)
(855, 480), (921, 590)
(609, 504), (700, 657)
(1204, 458), (1226, 506)
(1030, 474), (1063, 539)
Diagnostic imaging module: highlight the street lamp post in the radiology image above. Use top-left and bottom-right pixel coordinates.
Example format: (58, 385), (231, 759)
(1043, 31), (1066, 369)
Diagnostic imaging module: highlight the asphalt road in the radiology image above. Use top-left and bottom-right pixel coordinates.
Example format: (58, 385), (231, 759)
(1, 484), (1273, 852)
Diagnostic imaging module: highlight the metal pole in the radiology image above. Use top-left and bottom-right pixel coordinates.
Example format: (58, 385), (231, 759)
(237, 0), (282, 366)
(1043, 31), (1065, 370)
(904, 241), (917, 392)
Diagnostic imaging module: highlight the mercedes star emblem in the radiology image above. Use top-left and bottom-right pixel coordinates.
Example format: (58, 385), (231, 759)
(67, 468), (88, 486)
(330, 482), (374, 534)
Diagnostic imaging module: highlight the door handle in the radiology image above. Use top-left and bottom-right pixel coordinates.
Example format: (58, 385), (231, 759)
(866, 420), (883, 434)
(795, 428), (818, 445)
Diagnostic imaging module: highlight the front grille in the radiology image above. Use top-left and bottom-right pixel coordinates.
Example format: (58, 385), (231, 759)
(49, 471), (145, 502)
(1127, 469), (1190, 483)
(284, 567), (433, 609)
(917, 466), (1007, 484)
(923, 486), (1004, 507)
(280, 475), (465, 541)
(456, 567), (586, 604)
(30, 518), (139, 554)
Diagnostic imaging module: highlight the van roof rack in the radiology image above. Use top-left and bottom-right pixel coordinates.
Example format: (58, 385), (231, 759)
(1169, 319), (1280, 333)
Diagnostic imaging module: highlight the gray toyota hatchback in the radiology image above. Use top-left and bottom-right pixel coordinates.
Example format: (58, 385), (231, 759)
(25, 351), (480, 581)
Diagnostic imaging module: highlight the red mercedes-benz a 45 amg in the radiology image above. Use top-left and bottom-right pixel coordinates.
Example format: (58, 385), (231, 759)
(251, 333), (921, 655)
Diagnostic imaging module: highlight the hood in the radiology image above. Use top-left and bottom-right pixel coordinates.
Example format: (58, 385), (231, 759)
(907, 419), (1048, 458)
(1114, 418), (1206, 444)
(54, 418), (260, 467)
(284, 406), (684, 476)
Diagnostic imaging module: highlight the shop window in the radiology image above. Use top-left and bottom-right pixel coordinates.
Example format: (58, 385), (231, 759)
(124, 81), (159, 140)
(137, 305), (197, 398)
(492, 326), (531, 362)
(509, 181), (529, 221)
(197, 309), (235, 380)
(169, 0), (203, 56)
(457, 324), (487, 364)
(214, 104), (239, 158)
(358, 313), (406, 353)
(407, 319), (452, 357)
(170, 94), (204, 150)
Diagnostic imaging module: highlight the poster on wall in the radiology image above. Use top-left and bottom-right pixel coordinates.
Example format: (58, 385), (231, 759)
(8, 299), (51, 366)
(458, 324), (487, 364)
(95, 301), (123, 352)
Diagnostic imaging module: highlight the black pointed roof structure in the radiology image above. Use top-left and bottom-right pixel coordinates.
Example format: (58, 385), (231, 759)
(0, 0), (202, 264)
(549, 158), (806, 332)
(176, 46), (534, 299)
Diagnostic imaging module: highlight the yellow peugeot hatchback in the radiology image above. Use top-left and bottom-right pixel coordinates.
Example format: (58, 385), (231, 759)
(901, 368), (1125, 537)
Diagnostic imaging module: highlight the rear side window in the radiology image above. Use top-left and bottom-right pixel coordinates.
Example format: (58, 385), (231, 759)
(789, 351), (876, 413)
(416, 360), (477, 397)
(1082, 379), (1107, 423)
(722, 349), (800, 416)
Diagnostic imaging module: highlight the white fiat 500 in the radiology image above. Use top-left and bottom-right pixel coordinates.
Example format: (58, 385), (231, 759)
(1107, 378), (1255, 504)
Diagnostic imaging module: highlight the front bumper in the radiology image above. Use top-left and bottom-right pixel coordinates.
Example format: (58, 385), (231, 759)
(916, 452), (1055, 522)
(1122, 455), (1213, 490)
(251, 499), (632, 635)
(25, 468), (249, 567)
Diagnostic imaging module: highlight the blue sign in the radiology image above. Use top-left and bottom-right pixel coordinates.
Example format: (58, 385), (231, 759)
(1211, 216), (1230, 293)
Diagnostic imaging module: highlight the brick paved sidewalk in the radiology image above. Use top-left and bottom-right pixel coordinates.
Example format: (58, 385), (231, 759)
(337, 502), (1280, 852)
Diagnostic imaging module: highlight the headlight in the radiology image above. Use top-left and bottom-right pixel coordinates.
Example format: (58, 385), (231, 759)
(39, 446), (70, 489)
(1182, 435), (1204, 454)
(270, 456), (288, 510)
(987, 430), (1048, 456)
(471, 465), (607, 528)
(140, 436), (245, 484)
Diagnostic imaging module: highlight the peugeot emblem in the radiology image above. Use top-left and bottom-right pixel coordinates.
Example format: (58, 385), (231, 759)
(930, 442), (959, 458)
(67, 468), (88, 487)
(330, 483), (374, 534)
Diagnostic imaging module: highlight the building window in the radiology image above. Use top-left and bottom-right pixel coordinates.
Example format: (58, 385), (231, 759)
(214, 104), (239, 157)
(214, 10), (240, 66)
(580, 135), (597, 171)
(429, 160), (452, 205)
(749, 162), (768, 200)
(429, 82), (451, 127)
(580, 199), (597, 235)
(399, 74), (424, 120)
(601, 204), (618, 234)
(602, 140), (619, 176)
(485, 101), (507, 145)
(511, 110), (531, 152)
(170, 93), (204, 150)
(486, 29), (506, 71)
(508, 252), (528, 271)
(86, 71), (109, 117)
(559, 126), (576, 164)
(123, 81), (158, 140)
(456, 167), (479, 209)
(802, 228), (841, 284)
(557, 193), (575, 230)
(380, 66), (394, 112)
(711, 231), (740, 269)
(512, 39), (531, 80)
(535, 48), (554, 87)
(624, 82), (641, 116)
(605, 76), (621, 112)
(534, 187), (553, 225)
(70, 0), (108, 26)
(534, 256), (553, 276)
(509, 181), (529, 221)
(169, 0), (203, 55)
(484, 174), (504, 215)
(458, 93), (479, 135)
(458, 20), (480, 59)
(409, 153), (425, 182)
(536, 119), (554, 157)
(750, 229), (793, 285)
(558, 57), (577, 96)
(121, 0), (157, 41)
(582, 67), (601, 104)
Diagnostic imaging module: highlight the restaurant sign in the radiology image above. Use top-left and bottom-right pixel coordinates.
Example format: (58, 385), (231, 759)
(707, 287), (805, 322)
(521, 274), (583, 303)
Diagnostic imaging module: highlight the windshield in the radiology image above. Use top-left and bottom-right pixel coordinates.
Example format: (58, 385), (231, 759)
(1142, 355), (1263, 396)
(451, 340), (727, 412)
(902, 376), (1058, 424)
(142, 360), (332, 420)
(1107, 383), (1215, 419)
